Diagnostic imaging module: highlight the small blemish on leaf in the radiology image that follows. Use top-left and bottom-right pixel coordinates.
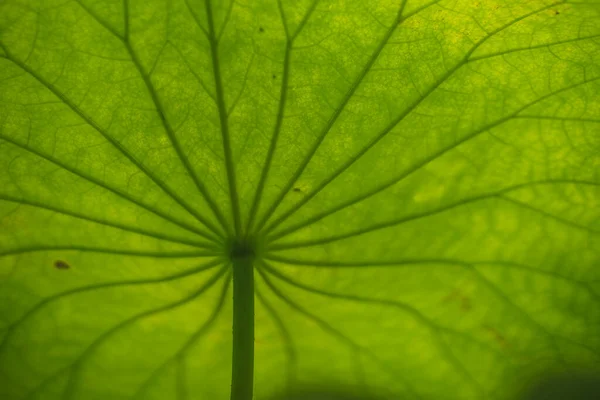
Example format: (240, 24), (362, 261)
(482, 324), (508, 348)
(54, 260), (70, 270)
(293, 187), (303, 193)
(442, 290), (471, 311)
(259, 27), (264, 33)
(552, 9), (560, 15)
(461, 297), (471, 312)
(272, 74), (277, 79)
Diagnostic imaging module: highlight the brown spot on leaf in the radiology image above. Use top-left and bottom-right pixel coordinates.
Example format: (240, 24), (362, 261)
(442, 290), (459, 303)
(54, 260), (70, 270)
(442, 290), (472, 312)
(482, 324), (509, 348)
(461, 297), (472, 311)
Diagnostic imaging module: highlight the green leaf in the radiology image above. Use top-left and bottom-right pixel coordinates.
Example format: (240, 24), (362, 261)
(1, 0), (599, 399)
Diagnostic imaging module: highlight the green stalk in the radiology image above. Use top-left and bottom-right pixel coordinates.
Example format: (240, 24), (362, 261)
(230, 255), (254, 400)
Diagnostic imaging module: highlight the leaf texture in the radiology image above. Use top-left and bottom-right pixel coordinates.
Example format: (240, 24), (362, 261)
(1, 0), (599, 399)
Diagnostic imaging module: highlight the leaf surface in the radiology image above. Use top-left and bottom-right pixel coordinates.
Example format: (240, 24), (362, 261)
(1, 0), (599, 399)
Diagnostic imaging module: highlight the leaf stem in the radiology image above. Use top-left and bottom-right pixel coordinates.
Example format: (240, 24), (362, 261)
(230, 255), (254, 400)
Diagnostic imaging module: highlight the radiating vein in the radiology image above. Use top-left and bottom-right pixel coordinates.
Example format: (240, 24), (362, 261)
(465, 264), (567, 365)
(266, 75), (599, 240)
(176, 356), (188, 400)
(123, 46), (230, 238)
(73, 0), (231, 238)
(244, 0), (319, 234)
(267, 179), (600, 247)
(184, 0), (209, 38)
(468, 33), (600, 63)
(268, 258), (598, 366)
(131, 271), (231, 399)
(0, 258), (224, 358)
(256, 263), (423, 399)
(0, 194), (220, 250)
(260, 1), (567, 236)
(498, 195), (600, 234)
(252, 0), (413, 234)
(168, 40), (216, 102)
(216, 0), (236, 43)
(73, 0), (122, 39)
(265, 254), (467, 268)
(259, 261), (508, 364)
(261, 261), (488, 396)
(205, 0), (242, 236)
(0, 132), (218, 242)
(0, 245), (217, 258)
(516, 115), (600, 123)
(267, 255), (600, 309)
(473, 261), (600, 304)
(29, 266), (229, 400)
(0, 43), (226, 242)
(254, 286), (297, 390)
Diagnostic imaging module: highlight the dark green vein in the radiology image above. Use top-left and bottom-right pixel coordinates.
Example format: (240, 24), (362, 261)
(290, 0), (320, 41)
(265, 75), (599, 241)
(205, 0), (242, 236)
(257, 261), (357, 347)
(131, 271), (231, 399)
(353, 348), (366, 390)
(265, 254), (466, 268)
(261, 261), (442, 320)
(473, 261), (600, 304)
(468, 34), (600, 63)
(254, 286), (297, 390)
(73, 0), (123, 39)
(266, 255), (600, 325)
(268, 257), (597, 366)
(269, 192), (498, 248)
(252, 0), (410, 234)
(0, 258), (224, 358)
(75, 0), (231, 238)
(227, 52), (254, 116)
(176, 356), (188, 400)
(259, 1), (565, 236)
(261, 261), (489, 397)
(123, 48), (230, 238)
(0, 133), (217, 241)
(0, 194), (220, 250)
(244, 0), (319, 235)
(168, 40), (216, 102)
(276, 0), (291, 39)
(515, 115), (600, 123)
(1, 41), (224, 241)
(185, 0), (210, 38)
(465, 264), (567, 365)
(0, 245), (217, 258)
(267, 178), (600, 247)
(23, 266), (228, 400)
(498, 195), (600, 234)
(474, 263), (600, 359)
(123, 0), (130, 40)
(216, 0), (236, 43)
(256, 263), (423, 400)
(260, 261), (507, 364)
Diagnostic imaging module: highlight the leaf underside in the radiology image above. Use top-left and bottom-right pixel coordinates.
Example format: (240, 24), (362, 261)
(0, 0), (599, 399)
